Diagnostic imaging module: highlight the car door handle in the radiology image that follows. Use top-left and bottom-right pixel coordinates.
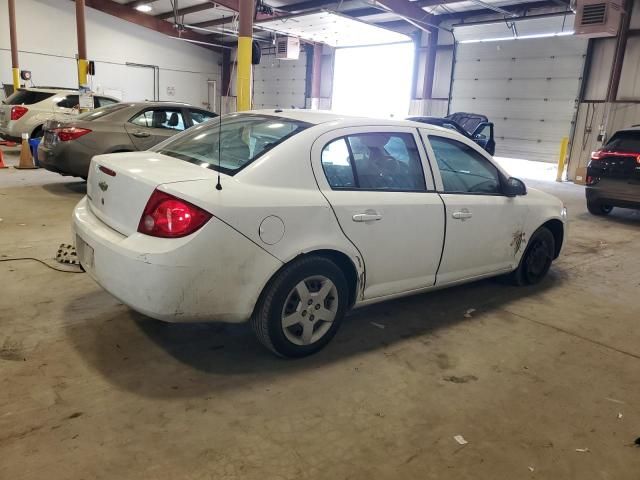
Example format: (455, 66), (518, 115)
(452, 209), (473, 220)
(352, 213), (382, 222)
(132, 131), (151, 138)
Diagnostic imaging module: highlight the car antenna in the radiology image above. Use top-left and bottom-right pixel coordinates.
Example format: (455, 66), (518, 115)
(215, 17), (225, 191)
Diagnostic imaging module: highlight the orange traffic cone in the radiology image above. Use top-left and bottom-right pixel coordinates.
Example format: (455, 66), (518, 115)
(14, 135), (37, 170)
(0, 149), (8, 169)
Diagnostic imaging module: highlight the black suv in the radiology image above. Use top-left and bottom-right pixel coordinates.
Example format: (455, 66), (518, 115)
(408, 112), (495, 155)
(585, 127), (640, 215)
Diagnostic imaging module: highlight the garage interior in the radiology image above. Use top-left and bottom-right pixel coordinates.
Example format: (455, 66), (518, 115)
(1, 0), (640, 478)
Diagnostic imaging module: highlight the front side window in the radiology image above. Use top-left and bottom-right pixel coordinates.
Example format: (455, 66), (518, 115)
(321, 132), (426, 191)
(57, 95), (80, 109)
(153, 114), (310, 175)
(130, 109), (185, 131)
(429, 136), (501, 194)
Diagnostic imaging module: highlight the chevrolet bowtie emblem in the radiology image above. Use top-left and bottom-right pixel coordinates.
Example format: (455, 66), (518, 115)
(98, 181), (108, 192)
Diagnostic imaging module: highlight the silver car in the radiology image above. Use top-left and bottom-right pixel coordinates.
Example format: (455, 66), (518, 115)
(38, 102), (217, 179)
(0, 87), (119, 141)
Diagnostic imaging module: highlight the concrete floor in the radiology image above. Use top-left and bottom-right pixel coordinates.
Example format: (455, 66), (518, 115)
(1, 147), (639, 479)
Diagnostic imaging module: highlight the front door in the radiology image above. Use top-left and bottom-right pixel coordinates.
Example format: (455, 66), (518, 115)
(311, 127), (445, 299)
(420, 130), (527, 284)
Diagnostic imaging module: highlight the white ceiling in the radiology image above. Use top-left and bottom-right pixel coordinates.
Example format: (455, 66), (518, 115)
(257, 11), (411, 47)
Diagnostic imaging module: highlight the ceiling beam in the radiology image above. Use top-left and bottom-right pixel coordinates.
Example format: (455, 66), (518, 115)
(126, 0), (162, 8)
(81, 0), (225, 50)
(371, 0), (433, 30)
(435, 0), (566, 21)
(278, 0), (343, 13)
(156, 2), (220, 20)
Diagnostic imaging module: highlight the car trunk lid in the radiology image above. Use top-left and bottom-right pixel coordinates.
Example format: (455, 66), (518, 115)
(87, 151), (216, 236)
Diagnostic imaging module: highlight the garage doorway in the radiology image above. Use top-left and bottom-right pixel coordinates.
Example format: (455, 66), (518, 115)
(332, 42), (414, 119)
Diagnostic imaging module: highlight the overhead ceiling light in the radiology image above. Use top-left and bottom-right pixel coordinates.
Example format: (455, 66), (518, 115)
(135, 4), (153, 13)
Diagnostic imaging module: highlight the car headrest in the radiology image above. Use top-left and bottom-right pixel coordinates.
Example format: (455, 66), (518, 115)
(152, 110), (167, 127)
(167, 112), (179, 127)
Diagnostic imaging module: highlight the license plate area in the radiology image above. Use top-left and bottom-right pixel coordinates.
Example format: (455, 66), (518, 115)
(76, 235), (94, 270)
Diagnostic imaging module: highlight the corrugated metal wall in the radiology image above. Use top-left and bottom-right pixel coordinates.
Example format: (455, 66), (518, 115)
(450, 36), (587, 163)
(252, 50), (308, 109)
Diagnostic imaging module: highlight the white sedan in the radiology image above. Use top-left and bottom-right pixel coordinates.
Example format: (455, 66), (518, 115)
(73, 110), (567, 357)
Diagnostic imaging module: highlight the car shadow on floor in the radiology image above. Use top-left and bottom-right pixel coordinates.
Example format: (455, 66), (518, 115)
(41, 180), (86, 195)
(64, 270), (563, 398)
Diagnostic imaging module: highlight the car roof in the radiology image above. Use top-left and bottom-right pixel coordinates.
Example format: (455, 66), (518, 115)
(117, 101), (200, 108)
(617, 126), (640, 133)
(248, 109), (444, 130)
(22, 87), (77, 93)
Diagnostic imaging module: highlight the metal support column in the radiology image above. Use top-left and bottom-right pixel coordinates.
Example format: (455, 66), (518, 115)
(75, 0), (89, 89)
(237, 0), (253, 111)
(8, 0), (19, 91)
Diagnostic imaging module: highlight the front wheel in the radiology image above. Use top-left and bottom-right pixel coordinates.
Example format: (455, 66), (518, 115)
(508, 227), (555, 286)
(587, 199), (613, 216)
(251, 256), (349, 357)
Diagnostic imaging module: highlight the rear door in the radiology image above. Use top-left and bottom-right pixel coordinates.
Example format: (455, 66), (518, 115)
(311, 126), (445, 299)
(420, 130), (527, 284)
(124, 107), (187, 150)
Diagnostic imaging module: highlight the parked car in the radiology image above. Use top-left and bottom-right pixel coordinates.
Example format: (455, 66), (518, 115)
(39, 102), (217, 179)
(0, 87), (119, 141)
(408, 112), (495, 155)
(73, 110), (566, 357)
(586, 127), (640, 215)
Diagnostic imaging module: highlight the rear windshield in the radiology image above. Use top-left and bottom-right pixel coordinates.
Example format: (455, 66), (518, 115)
(3, 90), (55, 105)
(77, 103), (128, 121)
(153, 114), (310, 174)
(605, 131), (640, 152)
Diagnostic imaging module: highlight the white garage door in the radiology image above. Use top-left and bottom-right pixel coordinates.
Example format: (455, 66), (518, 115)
(252, 51), (307, 109)
(450, 36), (588, 162)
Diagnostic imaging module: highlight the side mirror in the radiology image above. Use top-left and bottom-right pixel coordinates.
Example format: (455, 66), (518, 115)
(504, 177), (527, 197)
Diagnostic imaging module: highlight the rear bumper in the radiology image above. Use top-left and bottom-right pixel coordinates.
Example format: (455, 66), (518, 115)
(586, 183), (640, 210)
(38, 143), (92, 178)
(72, 196), (282, 323)
(0, 124), (21, 142)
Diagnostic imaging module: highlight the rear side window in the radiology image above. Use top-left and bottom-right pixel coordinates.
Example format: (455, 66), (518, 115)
(321, 132), (426, 191)
(4, 90), (54, 105)
(57, 95), (80, 109)
(605, 131), (640, 152)
(130, 109), (186, 131)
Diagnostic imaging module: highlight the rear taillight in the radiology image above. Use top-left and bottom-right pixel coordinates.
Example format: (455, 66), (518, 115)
(10, 106), (28, 121)
(591, 149), (640, 163)
(137, 190), (212, 238)
(53, 127), (92, 142)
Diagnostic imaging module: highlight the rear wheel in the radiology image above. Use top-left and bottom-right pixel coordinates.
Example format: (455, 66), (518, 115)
(587, 199), (613, 216)
(251, 256), (349, 357)
(508, 227), (555, 286)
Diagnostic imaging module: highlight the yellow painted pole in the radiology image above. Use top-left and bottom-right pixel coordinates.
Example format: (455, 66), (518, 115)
(77, 58), (89, 88)
(237, 0), (253, 111)
(12, 68), (20, 91)
(556, 137), (569, 182)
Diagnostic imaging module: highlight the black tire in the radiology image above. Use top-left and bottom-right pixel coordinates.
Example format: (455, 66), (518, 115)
(587, 199), (613, 216)
(508, 227), (555, 286)
(251, 256), (349, 358)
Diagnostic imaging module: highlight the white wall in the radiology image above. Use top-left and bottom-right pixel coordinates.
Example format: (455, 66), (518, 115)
(0, 0), (221, 109)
